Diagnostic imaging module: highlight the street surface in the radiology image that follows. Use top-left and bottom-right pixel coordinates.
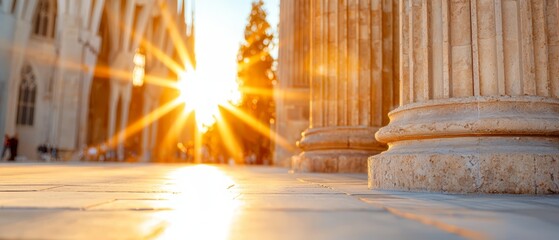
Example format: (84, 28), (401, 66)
(0, 163), (558, 239)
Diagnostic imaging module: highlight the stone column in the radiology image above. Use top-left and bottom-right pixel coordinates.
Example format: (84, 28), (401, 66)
(274, 0), (311, 167)
(52, 13), (84, 152)
(117, 86), (132, 161)
(140, 87), (160, 162)
(141, 98), (152, 162)
(369, 0), (559, 194)
(295, 0), (399, 173)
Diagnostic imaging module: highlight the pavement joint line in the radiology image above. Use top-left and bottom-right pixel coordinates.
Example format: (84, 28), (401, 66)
(296, 178), (362, 192)
(83, 199), (118, 210)
(0, 206), (174, 212)
(354, 196), (486, 240)
(233, 192), (347, 195)
(382, 205), (486, 240)
(39, 185), (67, 191)
(0, 185), (64, 192)
(114, 198), (172, 201)
(0, 190), (42, 192)
(45, 190), (182, 194)
(96, 208), (176, 211)
(238, 208), (387, 212)
(0, 184), (63, 186)
(0, 206), (89, 211)
(514, 201), (559, 209)
(348, 194), (405, 199)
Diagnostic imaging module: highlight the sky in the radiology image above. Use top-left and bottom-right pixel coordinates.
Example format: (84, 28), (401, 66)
(194, 0), (280, 89)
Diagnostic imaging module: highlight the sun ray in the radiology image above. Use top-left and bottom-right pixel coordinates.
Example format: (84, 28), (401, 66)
(93, 65), (133, 80)
(194, 125), (203, 163)
(239, 86), (309, 102)
(105, 98), (183, 149)
(140, 39), (184, 75)
(91, 64), (180, 89)
(236, 50), (269, 73)
(2, 42), (94, 74)
(159, 1), (195, 72)
(161, 105), (194, 155)
(214, 113), (244, 163)
(220, 102), (296, 152)
(144, 74), (182, 89)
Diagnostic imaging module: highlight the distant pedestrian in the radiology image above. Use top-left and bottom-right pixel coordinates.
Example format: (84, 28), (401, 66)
(8, 134), (18, 161)
(1, 134), (9, 160)
(37, 144), (49, 161)
(50, 146), (58, 161)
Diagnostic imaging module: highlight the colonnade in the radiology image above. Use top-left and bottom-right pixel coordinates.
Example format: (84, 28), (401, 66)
(281, 0), (559, 193)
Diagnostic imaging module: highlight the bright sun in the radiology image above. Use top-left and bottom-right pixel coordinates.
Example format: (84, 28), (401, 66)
(177, 71), (241, 132)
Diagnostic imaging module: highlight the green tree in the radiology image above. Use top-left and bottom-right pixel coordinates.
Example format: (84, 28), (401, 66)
(235, 0), (276, 164)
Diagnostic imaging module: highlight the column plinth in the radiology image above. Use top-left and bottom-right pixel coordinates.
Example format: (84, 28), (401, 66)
(295, 127), (385, 173)
(370, 96), (559, 194)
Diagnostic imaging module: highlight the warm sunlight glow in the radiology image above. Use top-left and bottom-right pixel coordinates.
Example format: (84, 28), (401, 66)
(155, 165), (241, 239)
(221, 103), (296, 152)
(132, 51), (146, 87)
(68, 0), (282, 164)
(177, 71), (241, 132)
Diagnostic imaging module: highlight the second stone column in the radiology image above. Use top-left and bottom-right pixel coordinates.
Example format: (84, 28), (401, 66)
(294, 0), (399, 173)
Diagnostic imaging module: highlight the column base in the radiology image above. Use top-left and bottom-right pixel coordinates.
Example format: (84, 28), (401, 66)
(369, 96), (559, 194)
(293, 149), (375, 173)
(296, 126), (386, 173)
(369, 138), (559, 194)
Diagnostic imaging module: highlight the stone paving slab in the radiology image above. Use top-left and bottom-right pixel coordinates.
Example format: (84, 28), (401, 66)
(0, 163), (558, 239)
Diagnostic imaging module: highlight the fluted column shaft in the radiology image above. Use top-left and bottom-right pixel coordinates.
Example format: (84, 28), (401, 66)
(369, 0), (559, 194)
(274, 0), (311, 167)
(296, 0), (399, 173)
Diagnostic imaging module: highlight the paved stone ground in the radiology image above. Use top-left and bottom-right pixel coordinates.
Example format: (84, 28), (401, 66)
(0, 163), (558, 239)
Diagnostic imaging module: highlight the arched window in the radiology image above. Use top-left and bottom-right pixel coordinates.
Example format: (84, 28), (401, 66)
(32, 0), (57, 38)
(16, 64), (37, 126)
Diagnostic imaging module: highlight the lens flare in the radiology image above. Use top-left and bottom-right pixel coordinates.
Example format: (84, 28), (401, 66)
(177, 71), (241, 132)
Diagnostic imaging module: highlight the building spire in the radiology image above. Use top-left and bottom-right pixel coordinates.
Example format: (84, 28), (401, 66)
(190, 0), (195, 37)
(178, 0), (183, 14)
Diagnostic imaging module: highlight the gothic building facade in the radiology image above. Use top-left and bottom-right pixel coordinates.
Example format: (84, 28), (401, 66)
(0, 0), (195, 161)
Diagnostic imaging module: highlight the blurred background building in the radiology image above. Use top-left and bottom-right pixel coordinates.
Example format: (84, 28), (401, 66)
(0, 0), (195, 161)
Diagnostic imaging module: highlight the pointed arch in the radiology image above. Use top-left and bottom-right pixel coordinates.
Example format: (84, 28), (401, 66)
(32, 0), (57, 38)
(16, 63), (37, 126)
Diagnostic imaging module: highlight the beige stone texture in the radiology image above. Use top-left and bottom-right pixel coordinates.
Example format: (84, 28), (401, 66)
(294, 150), (372, 173)
(370, 96), (559, 194)
(370, 0), (559, 194)
(296, 0), (399, 173)
(10, 164), (559, 239)
(296, 127), (386, 173)
(299, 127), (385, 152)
(274, 0), (311, 167)
(370, 148), (559, 194)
